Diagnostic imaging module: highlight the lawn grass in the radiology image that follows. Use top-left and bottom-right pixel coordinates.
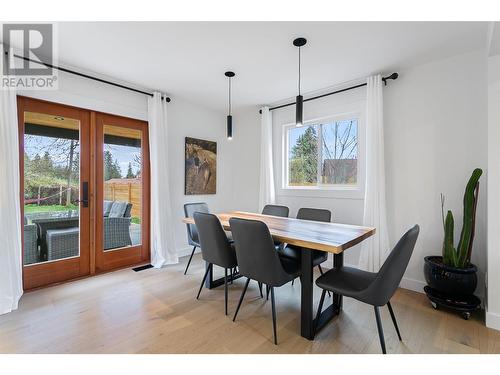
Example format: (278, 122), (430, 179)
(24, 204), (78, 213)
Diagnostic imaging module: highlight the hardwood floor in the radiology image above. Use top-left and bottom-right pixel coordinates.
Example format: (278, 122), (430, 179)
(1, 254), (499, 354)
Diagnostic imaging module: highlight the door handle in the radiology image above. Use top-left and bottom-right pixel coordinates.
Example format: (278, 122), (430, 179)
(77, 182), (89, 207)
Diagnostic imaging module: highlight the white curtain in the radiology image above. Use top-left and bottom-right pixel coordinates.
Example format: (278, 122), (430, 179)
(258, 106), (276, 211)
(0, 47), (23, 314)
(359, 75), (390, 272)
(148, 92), (178, 267)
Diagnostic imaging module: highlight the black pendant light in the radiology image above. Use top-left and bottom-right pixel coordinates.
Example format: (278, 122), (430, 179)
(225, 71), (235, 140)
(293, 37), (307, 127)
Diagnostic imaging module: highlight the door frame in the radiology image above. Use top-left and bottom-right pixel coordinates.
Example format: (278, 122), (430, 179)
(18, 96), (151, 290)
(94, 112), (151, 272)
(18, 96), (91, 290)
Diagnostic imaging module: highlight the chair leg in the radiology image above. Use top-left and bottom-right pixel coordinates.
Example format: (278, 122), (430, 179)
(233, 277), (251, 322)
(314, 289), (327, 334)
(266, 284), (270, 301)
(387, 301), (402, 341)
(317, 265), (331, 297)
(196, 263), (212, 300)
(224, 268), (228, 316)
(374, 306), (387, 354)
(270, 287), (278, 345)
(184, 246), (197, 275)
(258, 282), (263, 298)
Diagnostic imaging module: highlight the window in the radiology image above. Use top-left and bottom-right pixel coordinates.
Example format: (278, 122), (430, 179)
(285, 116), (359, 189)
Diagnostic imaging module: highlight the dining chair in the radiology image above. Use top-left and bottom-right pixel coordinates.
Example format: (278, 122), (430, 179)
(278, 208), (332, 294)
(183, 202), (209, 275)
(314, 225), (420, 354)
(229, 217), (301, 345)
(193, 212), (238, 315)
(261, 204), (289, 218)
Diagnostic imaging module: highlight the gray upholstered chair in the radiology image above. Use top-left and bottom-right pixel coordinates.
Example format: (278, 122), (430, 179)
(278, 208), (332, 294)
(229, 217), (301, 345)
(183, 202), (209, 275)
(194, 212), (238, 315)
(315, 225), (420, 354)
(261, 204), (289, 218)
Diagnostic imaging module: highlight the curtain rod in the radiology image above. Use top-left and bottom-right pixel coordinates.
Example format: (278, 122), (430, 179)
(4, 50), (171, 102)
(259, 72), (398, 114)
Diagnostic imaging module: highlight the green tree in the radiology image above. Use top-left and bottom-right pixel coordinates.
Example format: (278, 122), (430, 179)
(126, 162), (135, 178)
(290, 126), (318, 184)
(104, 150), (122, 180)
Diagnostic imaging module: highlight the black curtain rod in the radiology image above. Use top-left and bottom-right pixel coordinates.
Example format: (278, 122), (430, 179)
(4, 51), (171, 102)
(259, 72), (398, 114)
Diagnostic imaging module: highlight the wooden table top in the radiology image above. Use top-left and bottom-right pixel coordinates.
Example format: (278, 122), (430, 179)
(182, 211), (375, 254)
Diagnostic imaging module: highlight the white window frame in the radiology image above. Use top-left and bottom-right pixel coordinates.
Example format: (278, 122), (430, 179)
(280, 109), (365, 200)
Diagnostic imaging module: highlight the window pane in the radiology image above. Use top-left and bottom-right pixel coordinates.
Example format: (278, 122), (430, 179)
(23, 111), (81, 265)
(320, 119), (358, 185)
(288, 125), (318, 186)
(103, 125), (142, 251)
(286, 119), (358, 188)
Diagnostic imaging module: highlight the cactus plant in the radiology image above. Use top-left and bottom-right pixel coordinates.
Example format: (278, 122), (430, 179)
(441, 168), (482, 268)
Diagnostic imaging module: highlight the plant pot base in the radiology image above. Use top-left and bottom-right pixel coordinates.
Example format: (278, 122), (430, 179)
(424, 286), (480, 320)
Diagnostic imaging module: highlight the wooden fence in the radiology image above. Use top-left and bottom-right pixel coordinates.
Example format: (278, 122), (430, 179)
(104, 180), (142, 218)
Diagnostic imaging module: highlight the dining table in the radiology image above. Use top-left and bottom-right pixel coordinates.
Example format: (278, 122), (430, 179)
(182, 211), (376, 340)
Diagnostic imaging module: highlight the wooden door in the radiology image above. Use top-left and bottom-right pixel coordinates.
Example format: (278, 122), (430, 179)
(94, 113), (150, 272)
(18, 97), (91, 289)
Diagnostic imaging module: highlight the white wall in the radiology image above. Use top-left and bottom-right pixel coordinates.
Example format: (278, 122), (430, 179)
(487, 53), (500, 330)
(385, 50), (488, 296)
(233, 49), (489, 298)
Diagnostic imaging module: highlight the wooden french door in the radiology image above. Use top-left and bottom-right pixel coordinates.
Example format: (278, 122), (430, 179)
(94, 113), (150, 272)
(18, 97), (91, 290)
(18, 97), (150, 290)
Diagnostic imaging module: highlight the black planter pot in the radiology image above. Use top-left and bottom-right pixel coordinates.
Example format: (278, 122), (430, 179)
(423, 256), (477, 296)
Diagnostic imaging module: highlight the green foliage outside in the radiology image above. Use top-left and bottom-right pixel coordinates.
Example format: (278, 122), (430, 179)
(289, 126), (318, 185)
(24, 203), (78, 213)
(104, 150), (123, 181)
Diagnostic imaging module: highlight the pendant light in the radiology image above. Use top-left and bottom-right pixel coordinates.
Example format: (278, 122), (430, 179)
(225, 71), (235, 140)
(293, 37), (307, 127)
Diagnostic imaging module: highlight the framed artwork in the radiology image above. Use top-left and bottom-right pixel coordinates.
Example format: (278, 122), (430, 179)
(184, 137), (217, 195)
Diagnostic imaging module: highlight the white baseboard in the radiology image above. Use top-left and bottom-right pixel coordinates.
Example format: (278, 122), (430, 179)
(399, 277), (426, 294)
(486, 311), (500, 331)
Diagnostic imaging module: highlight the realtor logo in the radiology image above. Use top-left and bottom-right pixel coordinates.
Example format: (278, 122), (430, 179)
(1, 23), (58, 89)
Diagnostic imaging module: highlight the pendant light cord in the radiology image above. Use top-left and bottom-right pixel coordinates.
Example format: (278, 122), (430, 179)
(228, 77), (232, 115)
(298, 46), (301, 96)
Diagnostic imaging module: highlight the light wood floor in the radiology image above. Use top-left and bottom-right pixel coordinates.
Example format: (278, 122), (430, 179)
(1, 254), (500, 354)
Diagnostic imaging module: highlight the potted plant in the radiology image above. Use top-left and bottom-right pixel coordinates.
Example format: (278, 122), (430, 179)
(423, 168), (482, 319)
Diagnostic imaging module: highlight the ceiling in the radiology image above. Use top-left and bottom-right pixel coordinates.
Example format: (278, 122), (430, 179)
(40, 22), (490, 111)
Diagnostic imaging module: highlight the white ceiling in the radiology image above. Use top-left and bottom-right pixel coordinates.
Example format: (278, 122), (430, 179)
(50, 22), (488, 112)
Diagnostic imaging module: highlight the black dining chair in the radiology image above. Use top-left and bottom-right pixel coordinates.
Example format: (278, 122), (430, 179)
(314, 225), (420, 354)
(229, 217), (301, 345)
(279, 208), (332, 295)
(183, 202), (209, 275)
(261, 204), (289, 218)
(193, 212), (238, 315)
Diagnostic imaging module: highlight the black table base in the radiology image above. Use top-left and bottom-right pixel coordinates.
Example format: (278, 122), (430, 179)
(301, 250), (344, 340)
(205, 262), (243, 289)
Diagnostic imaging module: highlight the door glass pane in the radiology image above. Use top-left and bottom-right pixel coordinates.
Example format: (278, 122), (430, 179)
(103, 125), (142, 251)
(23, 111), (81, 265)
